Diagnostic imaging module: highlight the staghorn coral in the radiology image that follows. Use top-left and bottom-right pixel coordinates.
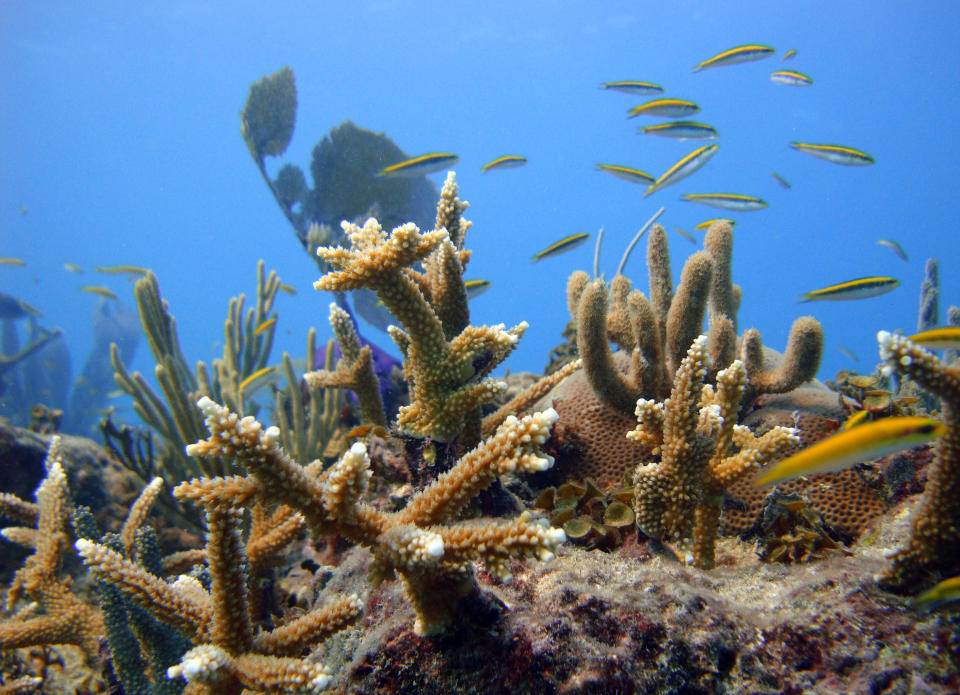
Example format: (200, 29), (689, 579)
(314, 173), (525, 442)
(178, 396), (565, 636)
(629, 335), (800, 569)
(568, 221), (822, 419)
(876, 331), (960, 592)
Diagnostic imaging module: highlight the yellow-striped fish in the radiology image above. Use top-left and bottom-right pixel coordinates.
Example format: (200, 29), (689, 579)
(877, 239), (908, 262)
(799, 277), (899, 302)
(693, 218), (735, 231)
(755, 416), (946, 487)
(628, 98), (700, 118)
(239, 366), (277, 393)
(693, 44), (775, 72)
(63, 262), (83, 273)
(913, 575), (960, 610)
(278, 283), (297, 295)
(596, 164), (655, 185)
(481, 155), (528, 173)
(377, 153), (459, 178)
(908, 327), (960, 351)
(643, 144), (719, 198)
(0, 258), (26, 266)
(94, 265), (148, 276)
(790, 142), (875, 166)
(681, 193), (767, 211)
(782, 48), (798, 61)
(81, 286), (117, 300)
(253, 316), (277, 336)
(465, 279), (491, 298)
(771, 70), (813, 86)
(532, 233), (590, 262)
(672, 227), (697, 244)
(841, 409), (871, 431)
(638, 121), (718, 141)
(600, 81), (663, 95)
(771, 172), (792, 189)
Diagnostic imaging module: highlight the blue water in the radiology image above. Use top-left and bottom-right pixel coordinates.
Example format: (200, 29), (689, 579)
(2, 1), (959, 432)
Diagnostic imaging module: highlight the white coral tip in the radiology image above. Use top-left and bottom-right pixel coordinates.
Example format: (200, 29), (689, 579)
(424, 535), (444, 558)
(350, 441), (367, 457)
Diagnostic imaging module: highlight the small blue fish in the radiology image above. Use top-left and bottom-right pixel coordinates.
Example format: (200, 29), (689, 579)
(532, 233), (590, 262)
(681, 193), (767, 211)
(465, 279), (491, 298)
(694, 45), (775, 71)
(377, 153), (459, 178)
(481, 155), (528, 173)
(790, 142), (874, 166)
(877, 239), (908, 262)
(628, 98), (700, 118)
(771, 172), (792, 190)
(596, 164), (655, 185)
(644, 145), (719, 197)
(771, 70), (813, 86)
(799, 277), (899, 302)
(600, 81), (663, 95)
(639, 121), (718, 141)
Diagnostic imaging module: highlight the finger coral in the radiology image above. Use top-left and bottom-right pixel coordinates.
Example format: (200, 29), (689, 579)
(180, 396), (565, 635)
(630, 335), (800, 569)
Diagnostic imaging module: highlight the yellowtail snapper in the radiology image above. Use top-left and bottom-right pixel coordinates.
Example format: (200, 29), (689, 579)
(643, 144), (719, 198)
(771, 70), (813, 86)
(628, 98), (700, 118)
(877, 239), (908, 262)
(681, 193), (768, 211)
(0, 258), (26, 267)
(595, 164), (655, 185)
(771, 172), (792, 189)
(693, 218), (735, 231)
(907, 327), (960, 351)
(799, 276), (899, 302)
(465, 279), (491, 298)
(481, 155), (528, 173)
(790, 142), (875, 166)
(377, 153), (459, 178)
(532, 233), (590, 262)
(693, 44), (775, 71)
(638, 121), (718, 140)
(755, 416), (945, 487)
(600, 80), (663, 95)
(782, 48), (798, 61)
(81, 286), (117, 300)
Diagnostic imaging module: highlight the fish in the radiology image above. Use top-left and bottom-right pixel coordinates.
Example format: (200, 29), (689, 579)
(595, 164), (655, 185)
(798, 276), (899, 302)
(63, 262), (83, 273)
(600, 80), (664, 95)
(20, 205), (27, 215)
(877, 239), (908, 262)
(838, 345), (860, 362)
(841, 410), (871, 431)
(94, 265), (148, 276)
(376, 153), (459, 178)
(253, 316), (277, 336)
(681, 193), (768, 211)
(278, 283), (298, 295)
(755, 416), (946, 487)
(638, 121), (718, 140)
(908, 327), (960, 351)
(913, 575), (960, 610)
(80, 286), (117, 300)
(465, 279), (491, 298)
(693, 44), (775, 71)
(239, 366), (277, 393)
(0, 258), (26, 266)
(643, 144), (719, 198)
(532, 233), (590, 262)
(627, 98), (700, 118)
(782, 48), (798, 61)
(481, 155), (528, 173)
(672, 227), (697, 244)
(770, 70), (813, 86)
(693, 218), (735, 231)
(771, 172), (792, 189)
(790, 142), (875, 166)
(0, 292), (42, 319)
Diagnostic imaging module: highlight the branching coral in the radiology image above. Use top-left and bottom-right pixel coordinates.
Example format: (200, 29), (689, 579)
(178, 396), (565, 635)
(629, 335), (800, 569)
(568, 221), (823, 418)
(314, 173), (525, 442)
(876, 331), (960, 591)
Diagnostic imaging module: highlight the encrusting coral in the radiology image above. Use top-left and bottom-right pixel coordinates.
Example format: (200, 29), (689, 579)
(178, 396), (565, 636)
(313, 172), (526, 442)
(629, 335), (800, 569)
(876, 330), (960, 592)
